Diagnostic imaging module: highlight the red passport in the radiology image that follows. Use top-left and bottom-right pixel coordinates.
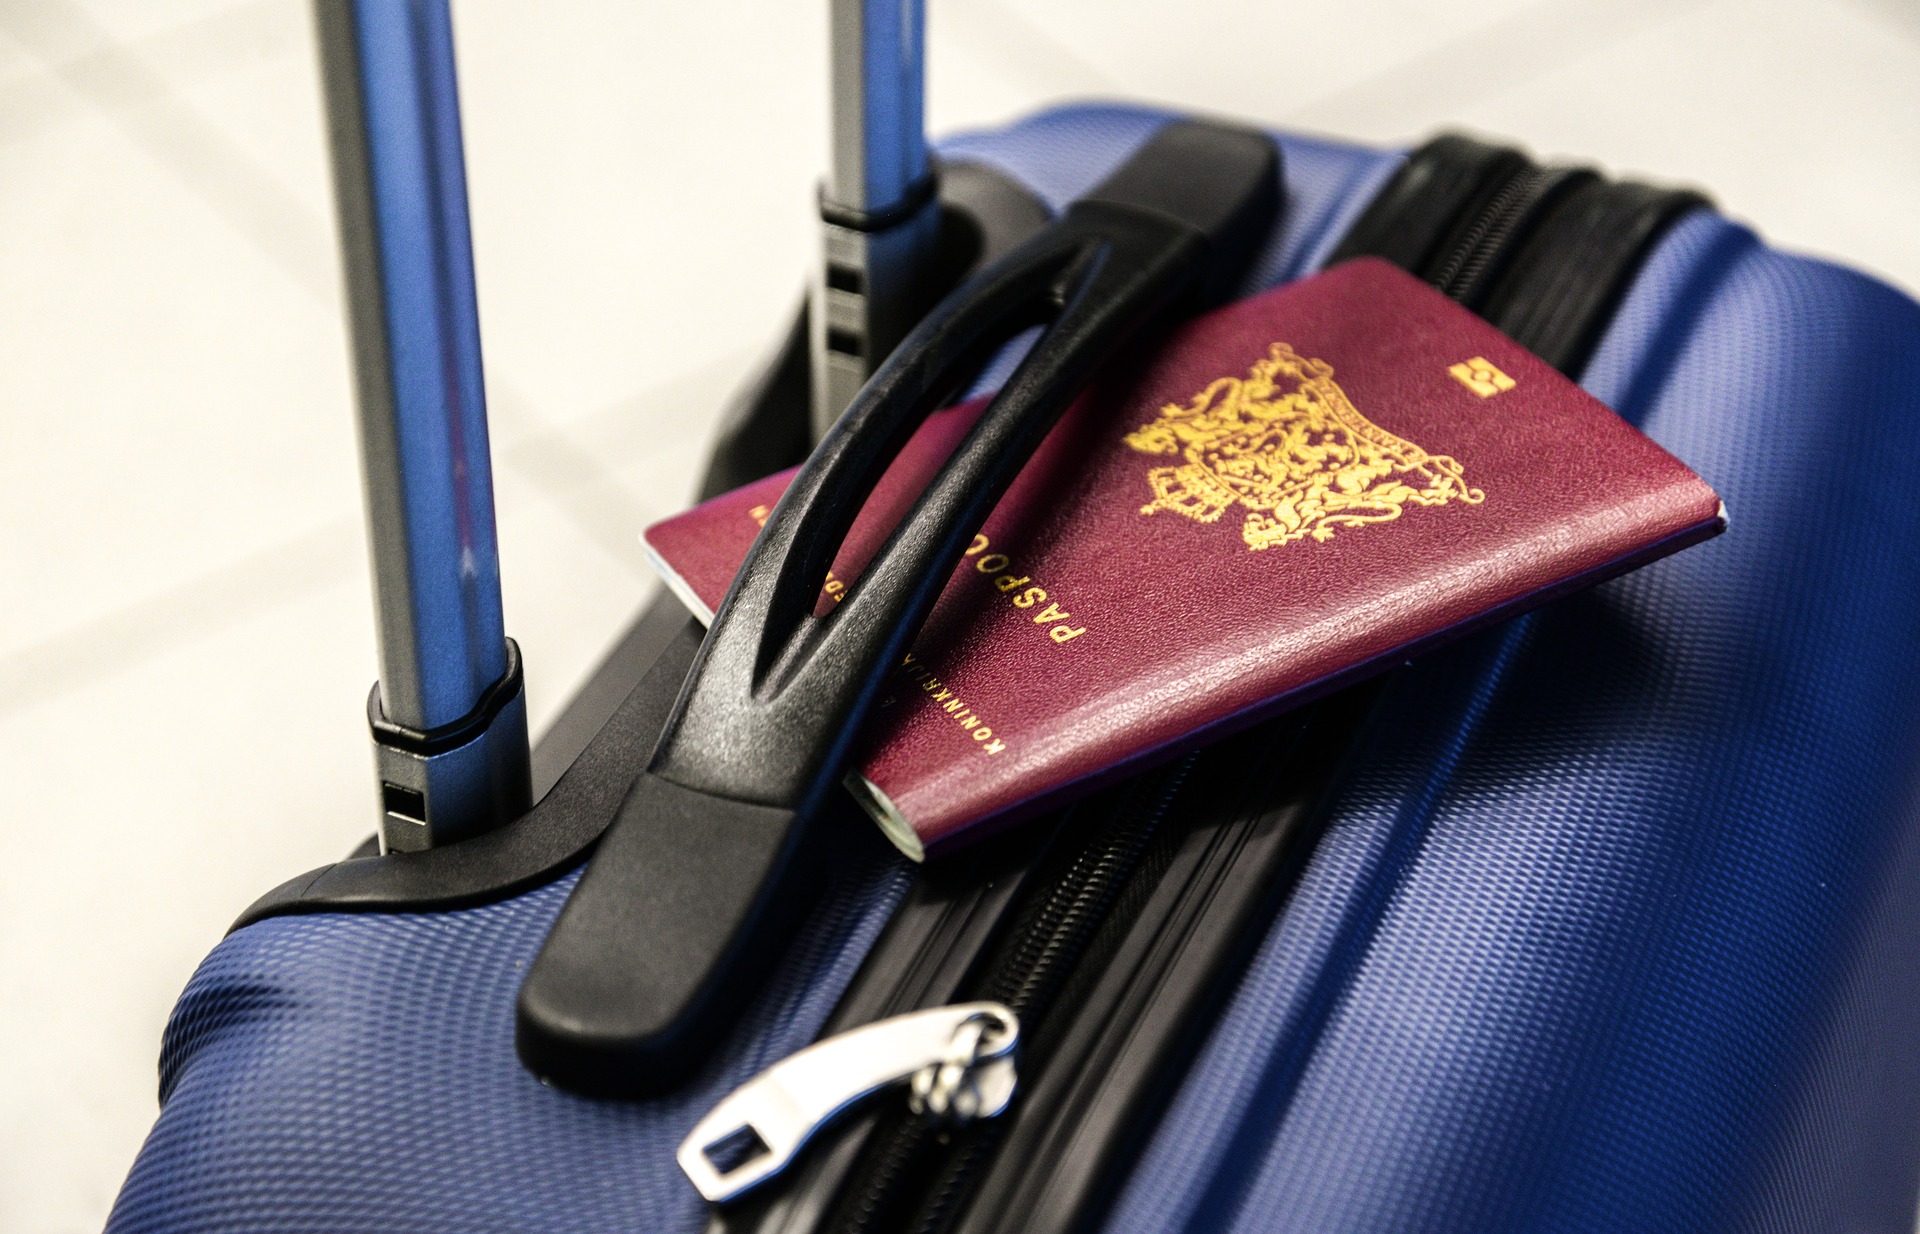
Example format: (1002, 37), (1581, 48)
(644, 259), (1725, 858)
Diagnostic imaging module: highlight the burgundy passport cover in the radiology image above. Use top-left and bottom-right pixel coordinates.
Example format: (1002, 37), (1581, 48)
(644, 259), (1725, 858)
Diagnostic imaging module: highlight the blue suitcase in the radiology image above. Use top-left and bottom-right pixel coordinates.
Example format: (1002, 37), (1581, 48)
(108, 9), (1920, 1234)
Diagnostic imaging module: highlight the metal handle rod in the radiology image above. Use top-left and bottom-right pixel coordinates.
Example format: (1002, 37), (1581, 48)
(827, 0), (928, 215)
(813, 0), (942, 438)
(315, 0), (528, 849)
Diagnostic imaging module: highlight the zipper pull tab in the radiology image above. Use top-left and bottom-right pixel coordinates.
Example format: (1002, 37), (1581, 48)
(677, 1002), (1019, 1203)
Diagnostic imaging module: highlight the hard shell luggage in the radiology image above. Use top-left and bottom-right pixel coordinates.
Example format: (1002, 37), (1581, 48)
(109, 4), (1920, 1233)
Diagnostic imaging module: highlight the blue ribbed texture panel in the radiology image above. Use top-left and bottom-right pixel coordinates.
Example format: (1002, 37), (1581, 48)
(110, 105), (1920, 1233)
(111, 856), (911, 1234)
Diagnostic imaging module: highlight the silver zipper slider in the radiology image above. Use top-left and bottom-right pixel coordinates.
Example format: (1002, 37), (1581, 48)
(678, 1002), (1019, 1203)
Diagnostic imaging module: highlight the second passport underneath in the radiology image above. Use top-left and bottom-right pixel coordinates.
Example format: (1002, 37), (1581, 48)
(643, 258), (1726, 858)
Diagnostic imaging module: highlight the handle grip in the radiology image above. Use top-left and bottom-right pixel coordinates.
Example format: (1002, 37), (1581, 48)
(516, 122), (1281, 1096)
(515, 773), (802, 1093)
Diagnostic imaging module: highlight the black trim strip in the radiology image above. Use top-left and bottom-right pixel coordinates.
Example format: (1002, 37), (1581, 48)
(366, 639), (525, 757)
(820, 171), (943, 232)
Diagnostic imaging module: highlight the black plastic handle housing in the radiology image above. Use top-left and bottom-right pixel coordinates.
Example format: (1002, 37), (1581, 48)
(516, 121), (1281, 1097)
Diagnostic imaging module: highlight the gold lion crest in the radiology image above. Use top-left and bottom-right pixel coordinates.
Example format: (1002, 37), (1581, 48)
(1123, 343), (1484, 551)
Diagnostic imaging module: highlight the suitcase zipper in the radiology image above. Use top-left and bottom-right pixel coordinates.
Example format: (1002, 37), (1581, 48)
(1424, 164), (1596, 306)
(812, 757), (1195, 1234)
(687, 757), (1195, 1226)
(697, 135), (1706, 1234)
(681, 1002), (1020, 1204)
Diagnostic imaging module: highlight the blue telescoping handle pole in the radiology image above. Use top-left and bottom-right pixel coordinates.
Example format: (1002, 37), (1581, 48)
(811, 0), (941, 438)
(314, 0), (530, 852)
(827, 0), (928, 214)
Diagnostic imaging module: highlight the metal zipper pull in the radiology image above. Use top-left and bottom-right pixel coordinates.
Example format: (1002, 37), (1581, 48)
(677, 1002), (1019, 1203)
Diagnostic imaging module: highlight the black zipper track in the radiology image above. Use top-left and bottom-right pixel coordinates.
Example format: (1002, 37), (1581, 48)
(982, 760), (1194, 1018)
(710, 134), (1707, 1234)
(1427, 164), (1597, 306)
(911, 698), (1379, 1234)
(1480, 178), (1706, 373)
(884, 798), (1191, 1234)
(818, 760), (1193, 1234)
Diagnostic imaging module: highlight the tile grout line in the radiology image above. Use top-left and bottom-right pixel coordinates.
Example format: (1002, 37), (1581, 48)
(488, 346), (756, 575)
(0, 0), (301, 149)
(935, 0), (1127, 100)
(490, 382), (666, 578)
(0, 0), (337, 303)
(0, 518), (368, 722)
(1840, 0), (1920, 50)
(0, 1), (379, 726)
(1280, 0), (1716, 135)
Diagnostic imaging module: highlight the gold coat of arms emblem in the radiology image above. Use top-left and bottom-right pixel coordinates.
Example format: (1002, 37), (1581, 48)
(1123, 343), (1485, 551)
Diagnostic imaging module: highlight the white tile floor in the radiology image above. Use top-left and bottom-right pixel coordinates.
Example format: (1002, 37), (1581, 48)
(2, 1), (1916, 1229)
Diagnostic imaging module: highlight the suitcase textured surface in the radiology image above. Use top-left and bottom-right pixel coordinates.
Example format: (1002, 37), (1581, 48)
(108, 104), (1920, 1233)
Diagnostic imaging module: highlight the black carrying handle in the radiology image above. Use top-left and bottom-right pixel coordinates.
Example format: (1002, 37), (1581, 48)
(516, 121), (1281, 1097)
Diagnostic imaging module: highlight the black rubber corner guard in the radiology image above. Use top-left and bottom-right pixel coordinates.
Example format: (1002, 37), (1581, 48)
(230, 619), (704, 930)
